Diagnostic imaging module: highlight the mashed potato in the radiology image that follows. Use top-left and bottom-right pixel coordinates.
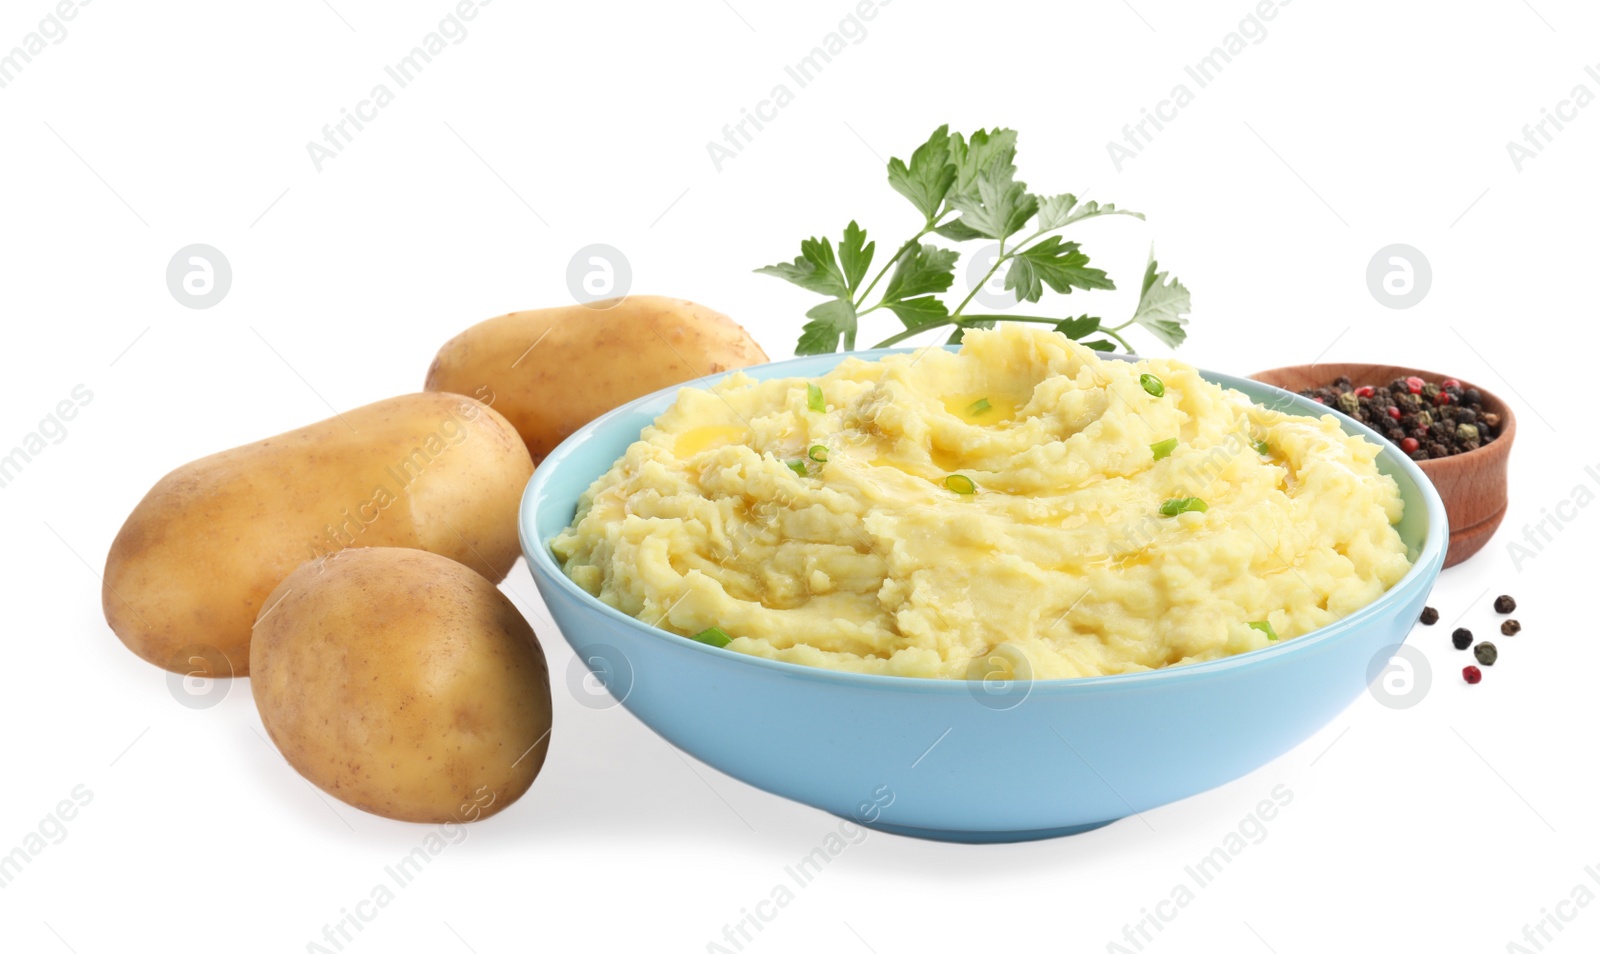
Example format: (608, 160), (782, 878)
(553, 326), (1411, 680)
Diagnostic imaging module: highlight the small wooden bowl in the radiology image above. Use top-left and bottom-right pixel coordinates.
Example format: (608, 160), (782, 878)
(1249, 363), (1516, 569)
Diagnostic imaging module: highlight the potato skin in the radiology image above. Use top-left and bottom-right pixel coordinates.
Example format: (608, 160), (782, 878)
(425, 296), (768, 462)
(250, 548), (551, 824)
(103, 393), (533, 676)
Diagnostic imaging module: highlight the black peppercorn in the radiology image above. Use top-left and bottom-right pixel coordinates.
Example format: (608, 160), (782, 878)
(1452, 628), (1472, 650)
(1501, 619), (1521, 636)
(1420, 606), (1439, 625)
(1494, 594), (1516, 614)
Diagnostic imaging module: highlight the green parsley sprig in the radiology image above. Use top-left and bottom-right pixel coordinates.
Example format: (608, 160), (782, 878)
(756, 126), (1193, 355)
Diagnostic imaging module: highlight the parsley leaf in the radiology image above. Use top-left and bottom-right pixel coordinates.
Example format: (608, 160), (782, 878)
(1130, 249), (1192, 348)
(1036, 194), (1145, 231)
(948, 128), (1019, 201)
(838, 221), (874, 293)
(796, 298), (857, 355)
(1080, 339), (1117, 351)
(883, 243), (958, 302)
(880, 243), (957, 329)
(884, 296), (948, 329)
(755, 235), (851, 298)
(887, 125), (957, 223)
(1004, 237), (1114, 303)
(1055, 314), (1101, 339)
(945, 156), (1038, 243)
(932, 218), (987, 242)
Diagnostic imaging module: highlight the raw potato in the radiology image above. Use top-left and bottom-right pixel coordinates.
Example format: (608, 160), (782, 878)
(425, 296), (768, 462)
(251, 547), (551, 824)
(103, 393), (533, 677)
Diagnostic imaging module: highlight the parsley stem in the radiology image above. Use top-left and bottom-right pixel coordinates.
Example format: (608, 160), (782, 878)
(948, 236), (1007, 320)
(959, 315), (1060, 323)
(870, 314), (1060, 349)
(1103, 327), (1135, 351)
(853, 234), (924, 308)
(853, 211), (953, 309)
(942, 225), (1065, 324)
(871, 323), (953, 349)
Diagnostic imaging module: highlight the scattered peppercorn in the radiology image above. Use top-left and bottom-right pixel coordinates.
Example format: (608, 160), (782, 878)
(1462, 665), (1482, 685)
(1474, 642), (1498, 666)
(1420, 606), (1439, 625)
(1501, 619), (1521, 636)
(1452, 627), (1473, 650)
(1494, 594), (1516, 614)
(1297, 374), (1500, 460)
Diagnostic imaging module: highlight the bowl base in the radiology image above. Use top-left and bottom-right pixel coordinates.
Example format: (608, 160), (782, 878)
(1445, 501), (1507, 568)
(851, 816), (1119, 844)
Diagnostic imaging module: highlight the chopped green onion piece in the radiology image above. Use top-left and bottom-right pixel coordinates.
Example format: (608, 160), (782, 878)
(1252, 439), (1270, 455)
(1249, 620), (1279, 641)
(787, 460), (808, 477)
(807, 383), (825, 413)
(966, 398), (993, 416)
(1159, 496), (1208, 517)
(1150, 438), (1178, 460)
(945, 474), (977, 495)
(1140, 373), (1165, 397)
(808, 444), (828, 463)
(692, 626), (732, 648)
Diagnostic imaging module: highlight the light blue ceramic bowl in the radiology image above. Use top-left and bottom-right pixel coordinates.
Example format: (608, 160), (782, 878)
(519, 348), (1447, 843)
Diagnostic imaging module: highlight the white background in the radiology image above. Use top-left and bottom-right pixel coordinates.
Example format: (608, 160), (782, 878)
(1, 0), (1596, 951)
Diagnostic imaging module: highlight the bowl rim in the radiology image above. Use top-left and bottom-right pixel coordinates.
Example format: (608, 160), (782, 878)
(519, 346), (1448, 695)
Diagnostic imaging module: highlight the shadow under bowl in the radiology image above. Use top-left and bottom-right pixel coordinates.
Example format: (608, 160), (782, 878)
(1250, 363), (1515, 568)
(520, 350), (1448, 842)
